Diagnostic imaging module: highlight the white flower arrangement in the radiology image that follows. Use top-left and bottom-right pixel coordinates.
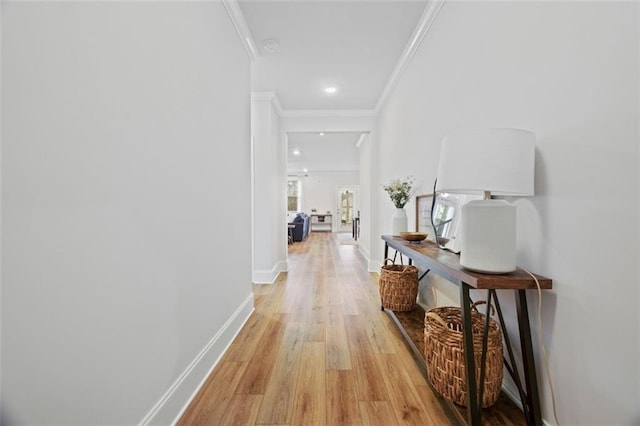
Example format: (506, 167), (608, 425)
(383, 176), (415, 209)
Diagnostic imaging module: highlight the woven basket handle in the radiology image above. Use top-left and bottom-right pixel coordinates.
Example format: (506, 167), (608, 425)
(425, 312), (448, 328)
(384, 257), (413, 273)
(471, 300), (496, 316)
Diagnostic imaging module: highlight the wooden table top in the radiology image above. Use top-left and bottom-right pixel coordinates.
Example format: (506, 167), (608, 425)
(382, 235), (552, 290)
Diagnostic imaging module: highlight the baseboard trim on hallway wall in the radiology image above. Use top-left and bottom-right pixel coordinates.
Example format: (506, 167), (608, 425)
(138, 293), (254, 426)
(368, 258), (383, 273)
(499, 384), (549, 425)
(253, 260), (287, 284)
(358, 245), (371, 266)
(357, 246), (382, 275)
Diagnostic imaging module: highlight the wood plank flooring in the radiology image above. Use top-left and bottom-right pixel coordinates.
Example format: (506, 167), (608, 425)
(178, 232), (523, 425)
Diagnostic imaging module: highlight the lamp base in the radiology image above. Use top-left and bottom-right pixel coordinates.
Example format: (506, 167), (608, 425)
(459, 199), (516, 274)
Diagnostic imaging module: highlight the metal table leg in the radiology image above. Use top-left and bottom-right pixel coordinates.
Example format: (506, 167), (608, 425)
(477, 290), (494, 410)
(460, 283), (481, 426)
(382, 243), (389, 311)
(492, 290), (528, 412)
(516, 289), (543, 425)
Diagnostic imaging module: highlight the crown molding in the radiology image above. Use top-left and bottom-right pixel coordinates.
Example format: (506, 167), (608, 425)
(374, 0), (446, 114)
(279, 109), (376, 118)
(252, 93), (373, 119)
(355, 133), (368, 149)
(222, 0), (258, 60)
(251, 91), (284, 116)
(251, 91), (275, 101)
(240, 0), (445, 117)
(271, 96), (284, 117)
(288, 170), (359, 176)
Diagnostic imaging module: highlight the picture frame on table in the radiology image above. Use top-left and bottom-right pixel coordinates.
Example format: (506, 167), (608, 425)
(415, 194), (436, 242)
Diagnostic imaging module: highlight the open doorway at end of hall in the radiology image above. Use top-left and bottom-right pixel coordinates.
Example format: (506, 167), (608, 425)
(336, 186), (359, 235)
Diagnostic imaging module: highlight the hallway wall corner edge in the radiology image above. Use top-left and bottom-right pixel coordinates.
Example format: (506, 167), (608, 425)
(139, 293), (255, 426)
(253, 260), (287, 284)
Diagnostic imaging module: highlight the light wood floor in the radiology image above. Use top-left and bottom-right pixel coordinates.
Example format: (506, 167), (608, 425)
(178, 232), (518, 425)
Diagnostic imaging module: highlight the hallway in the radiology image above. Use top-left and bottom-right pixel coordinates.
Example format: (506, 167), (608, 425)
(178, 232), (520, 425)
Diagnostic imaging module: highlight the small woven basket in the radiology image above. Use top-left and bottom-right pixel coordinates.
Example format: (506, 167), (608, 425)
(424, 302), (503, 408)
(379, 258), (419, 311)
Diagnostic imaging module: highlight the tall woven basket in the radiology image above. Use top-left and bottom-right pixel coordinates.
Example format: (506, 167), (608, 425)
(379, 258), (419, 311)
(424, 302), (503, 408)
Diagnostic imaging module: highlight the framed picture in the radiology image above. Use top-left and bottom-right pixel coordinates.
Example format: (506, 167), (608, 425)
(415, 194), (436, 240)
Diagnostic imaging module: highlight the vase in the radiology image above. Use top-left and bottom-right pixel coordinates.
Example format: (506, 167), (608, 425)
(391, 208), (408, 236)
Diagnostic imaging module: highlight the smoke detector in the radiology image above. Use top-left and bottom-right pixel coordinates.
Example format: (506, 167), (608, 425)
(263, 39), (279, 54)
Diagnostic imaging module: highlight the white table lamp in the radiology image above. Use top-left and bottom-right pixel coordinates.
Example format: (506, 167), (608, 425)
(436, 128), (535, 274)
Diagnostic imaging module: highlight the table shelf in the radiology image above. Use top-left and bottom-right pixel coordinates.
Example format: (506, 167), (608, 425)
(381, 236), (552, 426)
(385, 305), (529, 425)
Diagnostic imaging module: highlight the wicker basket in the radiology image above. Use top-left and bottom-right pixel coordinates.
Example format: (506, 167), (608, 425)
(379, 258), (419, 311)
(424, 302), (503, 408)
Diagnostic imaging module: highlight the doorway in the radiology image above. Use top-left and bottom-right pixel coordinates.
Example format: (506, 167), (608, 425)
(336, 186), (358, 233)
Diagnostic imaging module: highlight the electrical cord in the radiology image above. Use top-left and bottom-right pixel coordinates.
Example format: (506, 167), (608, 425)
(432, 177), (558, 423)
(521, 267), (561, 425)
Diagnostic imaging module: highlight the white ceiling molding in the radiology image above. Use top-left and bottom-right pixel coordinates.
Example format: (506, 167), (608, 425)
(252, 93), (372, 119)
(279, 109), (376, 119)
(355, 133), (368, 149)
(292, 170), (359, 176)
(374, 0), (446, 114)
(271, 95), (284, 117)
(222, 0), (258, 60)
(251, 91), (284, 116)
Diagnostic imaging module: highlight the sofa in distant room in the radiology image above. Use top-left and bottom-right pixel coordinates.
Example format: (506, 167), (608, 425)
(289, 213), (310, 242)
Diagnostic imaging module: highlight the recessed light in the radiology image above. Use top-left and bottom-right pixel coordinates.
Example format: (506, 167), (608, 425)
(319, 132), (325, 136)
(324, 86), (337, 95)
(303, 168), (308, 173)
(292, 149), (301, 156)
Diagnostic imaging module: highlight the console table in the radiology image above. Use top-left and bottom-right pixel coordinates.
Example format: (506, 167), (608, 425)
(381, 235), (552, 426)
(310, 214), (332, 232)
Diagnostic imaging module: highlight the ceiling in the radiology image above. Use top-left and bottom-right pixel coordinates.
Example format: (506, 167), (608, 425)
(240, 0), (428, 111)
(287, 132), (361, 174)
(238, 0), (430, 173)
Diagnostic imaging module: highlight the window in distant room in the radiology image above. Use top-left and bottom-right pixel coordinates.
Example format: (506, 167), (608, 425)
(287, 179), (301, 212)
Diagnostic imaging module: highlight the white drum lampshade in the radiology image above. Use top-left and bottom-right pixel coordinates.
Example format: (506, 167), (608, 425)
(436, 128), (536, 274)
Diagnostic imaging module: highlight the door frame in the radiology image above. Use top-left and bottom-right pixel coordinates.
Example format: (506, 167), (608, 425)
(336, 185), (359, 233)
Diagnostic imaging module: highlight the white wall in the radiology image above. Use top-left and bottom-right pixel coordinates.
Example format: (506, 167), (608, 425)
(1, 2), (253, 424)
(0, 3), (4, 421)
(299, 171), (358, 231)
(251, 93), (287, 283)
(376, 1), (639, 424)
(357, 134), (374, 265)
(0, 3), (4, 423)
(280, 114), (374, 237)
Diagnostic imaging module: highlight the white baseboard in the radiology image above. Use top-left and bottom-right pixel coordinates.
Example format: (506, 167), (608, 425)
(368, 258), (383, 273)
(358, 245), (370, 264)
(276, 260), (287, 274)
(501, 384), (523, 410)
(500, 384), (550, 426)
(253, 260), (287, 284)
(138, 293), (254, 426)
